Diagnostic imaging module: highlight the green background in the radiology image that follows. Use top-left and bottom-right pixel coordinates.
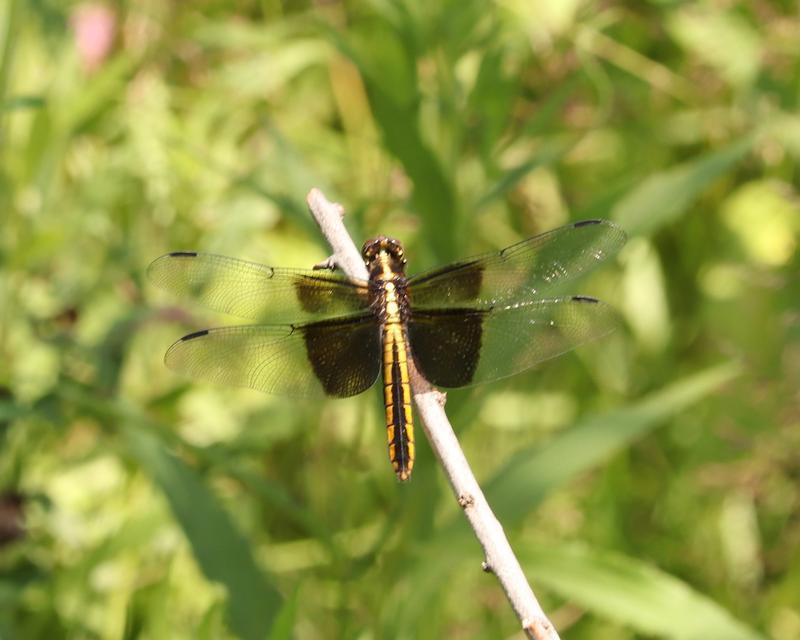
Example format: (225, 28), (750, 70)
(1, 1), (798, 638)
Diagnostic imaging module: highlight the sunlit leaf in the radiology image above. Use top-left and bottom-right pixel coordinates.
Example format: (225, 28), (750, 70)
(667, 7), (762, 87)
(522, 543), (765, 640)
(485, 361), (741, 523)
(612, 138), (754, 236)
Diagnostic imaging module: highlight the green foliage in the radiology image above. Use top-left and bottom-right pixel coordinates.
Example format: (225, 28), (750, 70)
(522, 543), (764, 640)
(126, 427), (281, 640)
(1, 0), (798, 638)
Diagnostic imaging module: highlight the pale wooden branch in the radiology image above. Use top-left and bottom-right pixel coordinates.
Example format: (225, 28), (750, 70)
(306, 188), (561, 640)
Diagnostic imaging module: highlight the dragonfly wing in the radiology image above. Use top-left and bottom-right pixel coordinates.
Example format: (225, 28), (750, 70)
(408, 220), (626, 310)
(148, 252), (370, 323)
(165, 315), (381, 398)
(408, 296), (622, 388)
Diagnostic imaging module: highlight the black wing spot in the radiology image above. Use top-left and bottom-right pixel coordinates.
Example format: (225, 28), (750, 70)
(573, 220), (602, 228)
(181, 329), (210, 341)
(302, 317), (381, 397)
(169, 251), (198, 257)
(572, 295), (599, 303)
(409, 310), (485, 387)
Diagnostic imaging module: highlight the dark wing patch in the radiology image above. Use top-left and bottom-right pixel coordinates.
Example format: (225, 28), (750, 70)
(408, 220), (626, 310)
(408, 310), (486, 387)
(409, 297), (622, 388)
(303, 316), (382, 397)
(165, 315), (381, 398)
(148, 252), (370, 323)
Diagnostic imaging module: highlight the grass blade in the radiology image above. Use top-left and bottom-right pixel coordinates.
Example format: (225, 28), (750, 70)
(125, 428), (282, 640)
(612, 137), (754, 236)
(521, 543), (765, 640)
(485, 360), (742, 525)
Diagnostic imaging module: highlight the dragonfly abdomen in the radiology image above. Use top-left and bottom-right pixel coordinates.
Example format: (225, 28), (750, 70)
(382, 323), (415, 481)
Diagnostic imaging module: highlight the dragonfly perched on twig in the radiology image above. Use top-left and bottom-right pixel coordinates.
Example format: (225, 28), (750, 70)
(148, 219), (626, 481)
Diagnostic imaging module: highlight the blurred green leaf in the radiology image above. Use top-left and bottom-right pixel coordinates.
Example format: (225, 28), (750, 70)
(125, 427), (282, 640)
(323, 20), (460, 260)
(667, 7), (762, 87)
(522, 543), (765, 640)
(268, 587), (299, 640)
(473, 137), (575, 213)
(59, 54), (139, 134)
(486, 360), (742, 524)
(0, 0), (20, 107)
(1, 95), (45, 112)
(612, 137), (754, 236)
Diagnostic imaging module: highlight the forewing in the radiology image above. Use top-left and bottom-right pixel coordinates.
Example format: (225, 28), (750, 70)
(165, 315), (381, 398)
(148, 252), (370, 323)
(409, 296), (622, 388)
(408, 220), (626, 310)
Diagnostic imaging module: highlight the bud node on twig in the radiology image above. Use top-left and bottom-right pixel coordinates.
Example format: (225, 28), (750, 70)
(313, 256), (337, 271)
(458, 493), (475, 509)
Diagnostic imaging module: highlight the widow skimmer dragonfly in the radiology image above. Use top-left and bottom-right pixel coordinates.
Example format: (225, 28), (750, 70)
(148, 219), (626, 481)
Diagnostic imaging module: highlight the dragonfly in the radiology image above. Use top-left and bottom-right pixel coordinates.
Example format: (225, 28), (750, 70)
(148, 219), (626, 481)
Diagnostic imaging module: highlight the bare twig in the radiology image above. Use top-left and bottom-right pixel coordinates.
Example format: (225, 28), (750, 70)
(306, 188), (561, 640)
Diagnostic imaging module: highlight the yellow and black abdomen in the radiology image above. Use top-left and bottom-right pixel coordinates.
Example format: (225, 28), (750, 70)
(382, 323), (415, 481)
(369, 246), (415, 481)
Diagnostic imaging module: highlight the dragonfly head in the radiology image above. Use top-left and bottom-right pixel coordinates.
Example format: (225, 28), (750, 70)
(362, 236), (407, 275)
